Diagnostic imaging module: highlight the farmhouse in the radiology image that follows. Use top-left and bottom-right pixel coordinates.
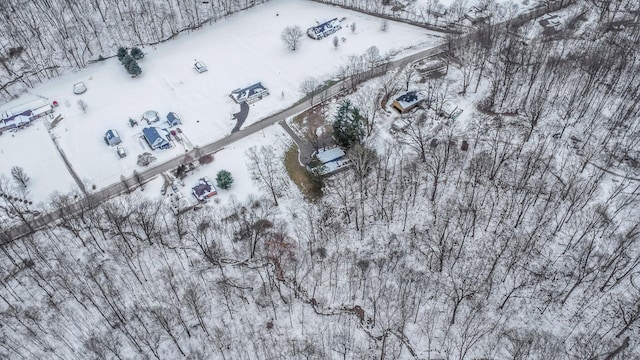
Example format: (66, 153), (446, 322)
(230, 82), (269, 104)
(104, 129), (122, 146)
(0, 111), (31, 131)
(0, 103), (54, 131)
(307, 18), (342, 39)
(142, 127), (171, 150)
(192, 177), (217, 201)
(392, 91), (423, 113)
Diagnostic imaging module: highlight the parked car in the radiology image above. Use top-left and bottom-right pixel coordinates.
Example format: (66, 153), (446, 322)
(194, 61), (207, 73)
(116, 145), (127, 158)
(73, 82), (87, 94)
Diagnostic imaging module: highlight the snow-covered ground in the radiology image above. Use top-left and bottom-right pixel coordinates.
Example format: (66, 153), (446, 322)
(0, 0), (443, 203)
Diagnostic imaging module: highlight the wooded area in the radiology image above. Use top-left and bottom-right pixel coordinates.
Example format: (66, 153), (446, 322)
(1, 0), (640, 358)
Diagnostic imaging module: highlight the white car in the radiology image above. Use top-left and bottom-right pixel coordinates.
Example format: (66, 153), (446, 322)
(73, 82), (87, 94)
(194, 61), (207, 73)
(116, 145), (126, 158)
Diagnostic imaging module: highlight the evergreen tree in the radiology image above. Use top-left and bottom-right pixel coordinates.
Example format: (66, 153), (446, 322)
(216, 170), (234, 190)
(117, 47), (127, 61)
(126, 60), (142, 76)
(121, 54), (134, 66)
(130, 47), (144, 60)
(332, 100), (364, 148)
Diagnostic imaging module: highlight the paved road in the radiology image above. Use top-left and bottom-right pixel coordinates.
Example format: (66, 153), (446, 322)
(2, 0), (575, 242)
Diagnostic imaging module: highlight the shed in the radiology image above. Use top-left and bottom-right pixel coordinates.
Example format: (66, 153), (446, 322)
(142, 127), (170, 150)
(104, 129), (122, 146)
(167, 112), (182, 127)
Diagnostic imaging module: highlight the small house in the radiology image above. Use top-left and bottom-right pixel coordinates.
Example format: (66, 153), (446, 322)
(192, 177), (217, 201)
(230, 82), (269, 104)
(307, 18), (342, 39)
(392, 91), (422, 113)
(104, 129), (122, 146)
(142, 127), (171, 150)
(167, 112), (181, 127)
(312, 147), (350, 175)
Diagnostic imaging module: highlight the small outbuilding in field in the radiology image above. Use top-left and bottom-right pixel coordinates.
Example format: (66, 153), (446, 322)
(167, 112), (182, 127)
(104, 129), (122, 146)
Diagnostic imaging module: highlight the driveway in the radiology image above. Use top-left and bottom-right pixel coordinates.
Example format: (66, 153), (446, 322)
(231, 101), (249, 133)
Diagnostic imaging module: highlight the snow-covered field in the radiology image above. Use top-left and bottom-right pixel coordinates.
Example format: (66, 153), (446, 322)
(0, 0), (443, 203)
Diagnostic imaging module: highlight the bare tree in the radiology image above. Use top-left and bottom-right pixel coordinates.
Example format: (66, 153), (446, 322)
(77, 99), (88, 113)
(281, 25), (304, 51)
(246, 146), (288, 206)
(299, 76), (320, 106)
(333, 35), (339, 49)
(11, 166), (30, 188)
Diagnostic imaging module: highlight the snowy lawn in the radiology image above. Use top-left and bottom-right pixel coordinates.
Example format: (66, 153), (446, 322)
(0, 0), (443, 202)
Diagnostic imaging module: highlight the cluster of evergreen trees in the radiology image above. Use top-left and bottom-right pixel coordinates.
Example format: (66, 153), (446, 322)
(117, 47), (143, 76)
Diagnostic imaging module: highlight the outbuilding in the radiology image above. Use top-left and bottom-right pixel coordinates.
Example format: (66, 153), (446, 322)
(104, 129), (122, 146)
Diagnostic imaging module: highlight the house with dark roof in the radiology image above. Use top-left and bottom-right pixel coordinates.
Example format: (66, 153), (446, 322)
(104, 129), (122, 146)
(142, 127), (171, 150)
(307, 18), (342, 39)
(230, 82), (269, 104)
(192, 177), (217, 201)
(393, 91), (423, 113)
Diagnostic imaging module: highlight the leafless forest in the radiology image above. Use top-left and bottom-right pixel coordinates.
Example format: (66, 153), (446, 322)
(2, 0), (640, 359)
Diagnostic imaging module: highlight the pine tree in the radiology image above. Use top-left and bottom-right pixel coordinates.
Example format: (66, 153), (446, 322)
(121, 54), (134, 66)
(332, 100), (364, 148)
(117, 47), (127, 61)
(130, 47), (144, 60)
(127, 60), (142, 76)
(216, 170), (234, 190)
